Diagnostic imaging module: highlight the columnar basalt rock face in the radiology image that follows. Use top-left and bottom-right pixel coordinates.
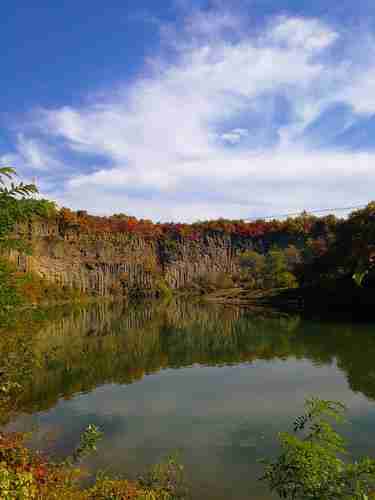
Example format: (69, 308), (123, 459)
(7, 218), (254, 296)
(162, 233), (237, 289)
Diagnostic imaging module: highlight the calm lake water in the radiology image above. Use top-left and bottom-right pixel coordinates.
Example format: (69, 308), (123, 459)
(3, 300), (375, 499)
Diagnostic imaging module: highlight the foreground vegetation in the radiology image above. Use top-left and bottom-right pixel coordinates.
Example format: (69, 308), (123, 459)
(0, 428), (187, 499)
(2, 395), (375, 499)
(262, 398), (375, 500)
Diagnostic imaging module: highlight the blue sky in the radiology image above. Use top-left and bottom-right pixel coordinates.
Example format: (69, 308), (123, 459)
(2, 0), (375, 221)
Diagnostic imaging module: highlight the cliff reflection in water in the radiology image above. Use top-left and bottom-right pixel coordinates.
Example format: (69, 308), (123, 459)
(2, 299), (375, 417)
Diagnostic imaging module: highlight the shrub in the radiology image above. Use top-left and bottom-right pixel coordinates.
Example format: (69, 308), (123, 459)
(155, 279), (173, 299)
(215, 272), (234, 289)
(196, 271), (234, 292)
(0, 430), (187, 500)
(139, 454), (188, 500)
(274, 270), (298, 289)
(0, 466), (36, 499)
(261, 398), (375, 500)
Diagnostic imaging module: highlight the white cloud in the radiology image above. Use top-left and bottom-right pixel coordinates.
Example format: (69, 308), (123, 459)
(220, 128), (249, 144)
(1, 133), (62, 172)
(340, 69), (375, 115)
(4, 11), (375, 221)
(267, 17), (339, 52)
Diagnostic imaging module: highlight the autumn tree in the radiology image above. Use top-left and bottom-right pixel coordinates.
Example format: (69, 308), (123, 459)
(300, 202), (375, 288)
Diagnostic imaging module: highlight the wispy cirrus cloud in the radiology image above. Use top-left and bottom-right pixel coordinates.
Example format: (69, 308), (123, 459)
(2, 6), (375, 221)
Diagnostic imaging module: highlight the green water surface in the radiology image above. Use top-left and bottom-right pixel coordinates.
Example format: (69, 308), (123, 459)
(3, 300), (375, 499)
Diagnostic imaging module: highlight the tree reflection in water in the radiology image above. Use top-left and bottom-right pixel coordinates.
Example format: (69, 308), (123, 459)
(1, 299), (375, 419)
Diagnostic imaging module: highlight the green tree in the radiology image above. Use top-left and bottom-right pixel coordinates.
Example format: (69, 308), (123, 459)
(0, 167), (55, 248)
(261, 398), (375, 500)
(239, 250), (266, 288)
(0, 167), (37, 198)
(265, 248), (298, 289)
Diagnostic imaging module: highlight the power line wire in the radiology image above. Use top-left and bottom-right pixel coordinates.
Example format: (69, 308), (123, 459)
(246, 204), (367, 221)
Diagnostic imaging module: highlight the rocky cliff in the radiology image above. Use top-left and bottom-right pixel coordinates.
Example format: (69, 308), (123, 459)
(6, 217), (252, 296)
